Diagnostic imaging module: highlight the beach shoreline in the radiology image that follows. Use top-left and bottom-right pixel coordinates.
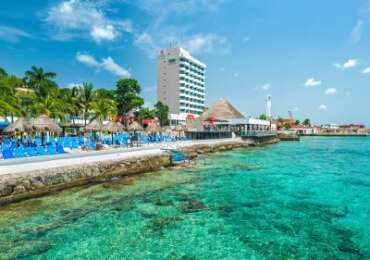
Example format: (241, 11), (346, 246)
(0, 137), (279, 206)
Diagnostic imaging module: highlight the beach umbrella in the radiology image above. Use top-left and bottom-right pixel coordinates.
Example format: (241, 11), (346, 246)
(127, 121), (144, 147)
(102, 121), (124, 144)
(175, 124), (186, 132)
(3, 118), (32, 133)
(30, 115), (62, 145)
(85, 119), (104, 132)
(85, 119), (104, 142)
(30, 115), (62, 133)
(127, 121), (144, 132)
(145, 123), (161, 134)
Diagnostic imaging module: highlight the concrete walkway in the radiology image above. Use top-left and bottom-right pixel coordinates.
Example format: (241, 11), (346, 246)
(0, 138), (243, 175)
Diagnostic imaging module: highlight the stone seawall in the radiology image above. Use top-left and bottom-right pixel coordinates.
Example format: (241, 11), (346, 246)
(0, 138), (278, 206)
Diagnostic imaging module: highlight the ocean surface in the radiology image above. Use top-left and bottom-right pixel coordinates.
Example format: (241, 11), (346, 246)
(1, 137), (370, 259)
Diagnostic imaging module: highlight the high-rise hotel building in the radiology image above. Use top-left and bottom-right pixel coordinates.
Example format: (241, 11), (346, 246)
(157, 47), (206, 116)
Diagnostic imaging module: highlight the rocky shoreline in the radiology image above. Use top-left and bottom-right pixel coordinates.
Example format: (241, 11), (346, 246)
(0, 137), (279, 206)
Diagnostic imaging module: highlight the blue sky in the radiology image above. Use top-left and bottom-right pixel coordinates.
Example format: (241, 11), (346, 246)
(1, 0), (370, 125)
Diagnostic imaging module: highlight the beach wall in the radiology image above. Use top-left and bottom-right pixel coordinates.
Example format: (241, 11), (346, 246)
(0, 138), (277, 206)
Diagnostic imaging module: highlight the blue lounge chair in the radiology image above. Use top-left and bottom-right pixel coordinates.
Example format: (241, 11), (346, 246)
(56, 144), (65, 154)
(36, 146), (47, 156)
(14, 147), (26, 158)
(47, 145), (57, 155)
(25, 147), (38, 157)
(2, 148), (14, 159)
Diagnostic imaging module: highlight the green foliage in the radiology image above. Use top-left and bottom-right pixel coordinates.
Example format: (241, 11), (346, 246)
(303, 118), (311, 126)
(154, 101), (169, 127)
(91, 90), (117, 121)
(283, 123), (292, 130)
(24, 66), (58, 98)
(0, 66), (151, 127)
(0, 67), (8, 79)
(136, 107), (155, 121)
(277, 117), (284, 123)
(259, 114), (267, 120)
(295, 120), (301, 125)
(114, 79), (144, 115)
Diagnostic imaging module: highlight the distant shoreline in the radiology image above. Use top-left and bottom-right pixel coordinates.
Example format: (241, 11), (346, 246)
(300, 134), (369, 137)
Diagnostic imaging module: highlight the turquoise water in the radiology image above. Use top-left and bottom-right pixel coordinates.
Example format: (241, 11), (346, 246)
(1, 137), (370, 259)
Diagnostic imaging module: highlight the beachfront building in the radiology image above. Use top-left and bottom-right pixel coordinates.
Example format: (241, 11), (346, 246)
(191, 97), (274, 136)
(157, 47), (206, 123)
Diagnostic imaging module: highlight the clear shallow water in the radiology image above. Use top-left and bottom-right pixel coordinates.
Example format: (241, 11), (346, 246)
(1, 137), (370, 259)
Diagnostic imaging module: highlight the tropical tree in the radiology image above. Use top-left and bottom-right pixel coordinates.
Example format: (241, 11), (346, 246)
(78, 83), (94, 126)
(283, 123), (292, 130)
(295, 120), (301, 125)
(91, 90), (117, 121)
(59, 87), (81, 125)
(0, 67), (8, 79)
(114, 79), (144, 126)
(154, 101), (169, 127)
(0, 72), (23, 121)
(31, 95), (64, 119)
(303, 118), (311, 126)
(135, 107), (155, 121)
(259, 114), (267, 120)
(24, 66), (57, 98)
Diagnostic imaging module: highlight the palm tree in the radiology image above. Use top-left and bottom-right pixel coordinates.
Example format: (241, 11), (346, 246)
(24, 66), (57, 97)
(31, 95), (64, 120)
(78, 83), (94, 126)
(91, 97), (117, 122)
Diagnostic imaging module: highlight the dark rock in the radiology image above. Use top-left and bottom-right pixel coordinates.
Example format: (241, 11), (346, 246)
(180, 200), (206, 213)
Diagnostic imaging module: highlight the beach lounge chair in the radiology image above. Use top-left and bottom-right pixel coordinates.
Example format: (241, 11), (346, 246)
(56, 144), (65, 154)
(47, 145), (57, 155)
(2, 148), (14, 159)
(36, 146), (47, 156)
(14, 147), (26, 158)
(25, 147), (38, 157)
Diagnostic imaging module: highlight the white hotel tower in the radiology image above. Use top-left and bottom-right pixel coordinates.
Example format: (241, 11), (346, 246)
(157, 47), (206, 117)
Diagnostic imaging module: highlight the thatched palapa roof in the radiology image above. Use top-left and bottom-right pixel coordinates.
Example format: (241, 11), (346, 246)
(200, 97), (245, 121)
(102, 121), (124, 133)
(128, 121), (144, 131)
(85, 119), (104, 132)
(3, 118), (32, 133)
(30, 115), (62, 133)
(145, 123), (161, 134)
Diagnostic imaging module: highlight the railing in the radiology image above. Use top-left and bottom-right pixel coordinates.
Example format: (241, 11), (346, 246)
(241, 131), (277, 138)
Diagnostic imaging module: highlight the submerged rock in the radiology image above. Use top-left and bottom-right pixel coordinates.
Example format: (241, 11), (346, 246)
(180, 200), (206, 213)
(233, 163), (263, 171)
(147, 215), (182, 233)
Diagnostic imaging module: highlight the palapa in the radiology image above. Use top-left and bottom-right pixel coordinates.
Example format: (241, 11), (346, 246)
(3, 118), (32, 133)
(30, 115), (62, 133)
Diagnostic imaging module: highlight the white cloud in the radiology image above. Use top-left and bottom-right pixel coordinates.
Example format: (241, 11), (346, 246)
(318, 104), (327, 110)
(304, 78), (322, 87)
(233, 72), (239, 77)
(130, 1), (227, 58)
(76, 53), (99, 67)
(183, 33), (228, 54)
(90, 25), (117, 42)
(349, 20), (363, 44)
(362, 67), (370, 74)
(334, 59), (359, 70)
(325, 88), (337, 95)
(46, 0), (132, 42)
(0, 25), (33, 42)
(260, 83), (271, 90)
(101, 57), (131, 78)
(76, 52), (130, 78)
